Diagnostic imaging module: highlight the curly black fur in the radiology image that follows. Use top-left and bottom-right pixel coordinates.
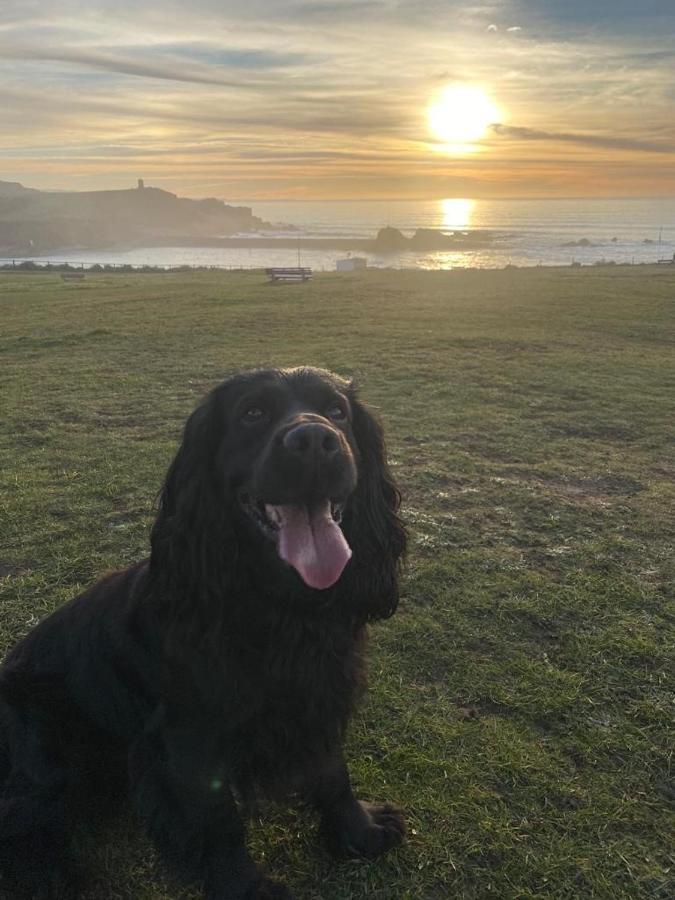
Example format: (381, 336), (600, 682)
(0, 367), (406, 899)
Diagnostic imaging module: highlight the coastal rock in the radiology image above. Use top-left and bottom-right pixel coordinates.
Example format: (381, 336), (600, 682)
(374, 226), (497, 252)
(409, 228), (461, 250)
(374, 226), (409, 251)
(562, 238), (595, 247)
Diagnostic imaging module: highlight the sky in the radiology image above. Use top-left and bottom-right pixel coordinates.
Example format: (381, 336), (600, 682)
(1, 0), (675, 199)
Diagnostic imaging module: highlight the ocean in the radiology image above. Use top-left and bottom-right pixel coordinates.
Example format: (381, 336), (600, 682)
(6, 197), (675, 271)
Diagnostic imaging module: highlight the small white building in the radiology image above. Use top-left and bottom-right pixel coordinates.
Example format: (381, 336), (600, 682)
(336, 257), (367, 272)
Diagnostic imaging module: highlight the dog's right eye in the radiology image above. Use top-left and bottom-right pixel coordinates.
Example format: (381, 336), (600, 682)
(241, 407), (267, 425)
(327, 403), (347, 422)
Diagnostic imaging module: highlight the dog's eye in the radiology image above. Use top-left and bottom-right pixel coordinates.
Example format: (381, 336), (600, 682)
(327, 404), (347, 422)
(241, 407), (267, 425)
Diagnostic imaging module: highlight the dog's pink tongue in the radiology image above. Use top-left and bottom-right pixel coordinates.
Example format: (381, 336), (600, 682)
(265, 501), (351, 590)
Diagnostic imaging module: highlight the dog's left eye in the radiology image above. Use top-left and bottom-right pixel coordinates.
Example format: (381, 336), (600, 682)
(241, 407), (267, 425)
(326, 404), (347, 422)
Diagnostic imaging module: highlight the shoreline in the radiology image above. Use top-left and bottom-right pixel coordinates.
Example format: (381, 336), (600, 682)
(3, 258), (674, 276)
(0, 229), (502, 258)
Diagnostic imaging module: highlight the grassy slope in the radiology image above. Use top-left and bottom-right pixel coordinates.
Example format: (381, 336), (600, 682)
(0, 267), (673, 899)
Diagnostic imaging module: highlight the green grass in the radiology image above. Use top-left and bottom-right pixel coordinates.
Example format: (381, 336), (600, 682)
(1, 266), (673, 899)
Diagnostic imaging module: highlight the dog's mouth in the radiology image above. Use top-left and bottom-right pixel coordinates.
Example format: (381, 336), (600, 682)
(239, 492), (351, 591)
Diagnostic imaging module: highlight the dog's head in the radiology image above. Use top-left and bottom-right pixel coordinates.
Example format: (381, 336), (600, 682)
(151, 367), (405, 619)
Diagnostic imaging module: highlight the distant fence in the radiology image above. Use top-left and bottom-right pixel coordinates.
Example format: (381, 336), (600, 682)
(0, 260), (268, 274)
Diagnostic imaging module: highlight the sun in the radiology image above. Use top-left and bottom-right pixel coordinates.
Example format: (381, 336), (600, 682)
(428, 85), (501, 151)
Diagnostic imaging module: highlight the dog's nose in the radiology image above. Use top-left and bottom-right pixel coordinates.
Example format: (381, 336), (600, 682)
(283, 423), (340, 459)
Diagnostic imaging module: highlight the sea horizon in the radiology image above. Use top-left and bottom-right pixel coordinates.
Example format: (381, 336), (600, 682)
(4, 196), (675, 272)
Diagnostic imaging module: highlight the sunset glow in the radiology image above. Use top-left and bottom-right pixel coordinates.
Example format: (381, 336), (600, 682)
(1, 2), (674, 198)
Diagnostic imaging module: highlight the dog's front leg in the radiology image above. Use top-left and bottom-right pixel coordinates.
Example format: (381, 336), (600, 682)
(308, 752), (406, 860)
(128, 708), (293, 899)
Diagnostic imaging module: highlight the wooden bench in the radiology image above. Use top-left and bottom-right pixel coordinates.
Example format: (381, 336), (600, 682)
(265, 267), (312, 283)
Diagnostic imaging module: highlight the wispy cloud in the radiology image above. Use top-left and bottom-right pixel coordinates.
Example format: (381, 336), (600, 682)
(492, 124), (675, 155)
(0, 43), (267, 87)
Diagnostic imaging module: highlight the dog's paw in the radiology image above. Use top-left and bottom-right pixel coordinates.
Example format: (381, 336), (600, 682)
(322, 801), (406, 860)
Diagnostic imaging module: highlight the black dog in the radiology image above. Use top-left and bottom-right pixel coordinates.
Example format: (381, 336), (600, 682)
(0, 367), (406, 898)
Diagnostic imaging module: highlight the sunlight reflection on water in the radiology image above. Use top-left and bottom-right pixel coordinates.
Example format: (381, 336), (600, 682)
(441, 198), (474, 231)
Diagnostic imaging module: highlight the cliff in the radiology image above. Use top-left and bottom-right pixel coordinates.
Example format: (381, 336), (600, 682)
(0, 180), (268, 254)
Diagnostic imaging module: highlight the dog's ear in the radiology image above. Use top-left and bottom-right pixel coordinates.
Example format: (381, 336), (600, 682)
(155, 398), (221, 523)
(149, 389), (232, 629)
(342, 387), (406, 621)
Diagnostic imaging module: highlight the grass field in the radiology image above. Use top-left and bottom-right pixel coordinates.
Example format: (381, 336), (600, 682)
(1, 266), (673, 899)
